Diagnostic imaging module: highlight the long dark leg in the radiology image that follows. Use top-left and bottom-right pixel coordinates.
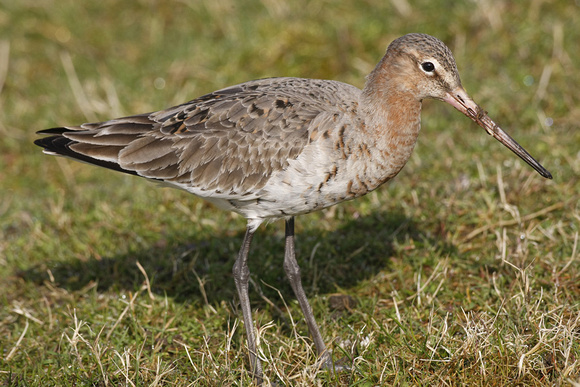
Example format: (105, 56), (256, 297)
(232, 225), (263, 384)
(283, 217), (333, 369)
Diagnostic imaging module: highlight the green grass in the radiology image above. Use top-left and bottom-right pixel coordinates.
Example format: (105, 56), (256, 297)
(1, 0), (579, 385)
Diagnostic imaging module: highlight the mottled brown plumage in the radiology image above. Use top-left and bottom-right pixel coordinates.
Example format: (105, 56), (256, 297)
(35, 33), (551, 384)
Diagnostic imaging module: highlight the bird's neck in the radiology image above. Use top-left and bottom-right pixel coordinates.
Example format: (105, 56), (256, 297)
(357, 64), (423, 184)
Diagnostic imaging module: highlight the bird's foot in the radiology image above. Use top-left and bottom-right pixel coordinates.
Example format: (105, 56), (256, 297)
(317, 351), (351, 374)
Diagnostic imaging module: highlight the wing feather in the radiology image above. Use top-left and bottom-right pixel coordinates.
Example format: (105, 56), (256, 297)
(35, 78), (359, 196)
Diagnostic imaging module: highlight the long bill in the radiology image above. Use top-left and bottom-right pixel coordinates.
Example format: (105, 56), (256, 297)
(443, 87), (552, 179)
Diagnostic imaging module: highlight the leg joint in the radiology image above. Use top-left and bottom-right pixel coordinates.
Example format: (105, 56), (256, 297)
(283, 259), (301, 281)
(233, 259), (250, 284)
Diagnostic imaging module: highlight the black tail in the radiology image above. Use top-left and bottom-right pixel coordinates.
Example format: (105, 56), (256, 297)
(34, 128), (138, 176)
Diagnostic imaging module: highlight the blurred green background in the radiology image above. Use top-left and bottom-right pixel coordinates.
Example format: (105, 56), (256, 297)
(1, 0), (578, 385)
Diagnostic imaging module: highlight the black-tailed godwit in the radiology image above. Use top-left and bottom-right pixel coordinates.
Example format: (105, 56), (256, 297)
(35, 33), (552, 384)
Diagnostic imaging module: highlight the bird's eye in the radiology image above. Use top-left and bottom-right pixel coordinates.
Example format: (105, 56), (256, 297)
(421, 62), (435, 72)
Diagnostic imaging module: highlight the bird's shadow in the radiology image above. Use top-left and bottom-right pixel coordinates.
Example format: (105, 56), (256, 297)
(20, 209), (457, 311)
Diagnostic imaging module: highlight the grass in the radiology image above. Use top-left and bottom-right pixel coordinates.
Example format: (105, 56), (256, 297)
(1, 0), (579, 385)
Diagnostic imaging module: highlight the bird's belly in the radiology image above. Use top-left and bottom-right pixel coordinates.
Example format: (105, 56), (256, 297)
(225, 156), (394, 221)
(215, 182), (356, 221)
